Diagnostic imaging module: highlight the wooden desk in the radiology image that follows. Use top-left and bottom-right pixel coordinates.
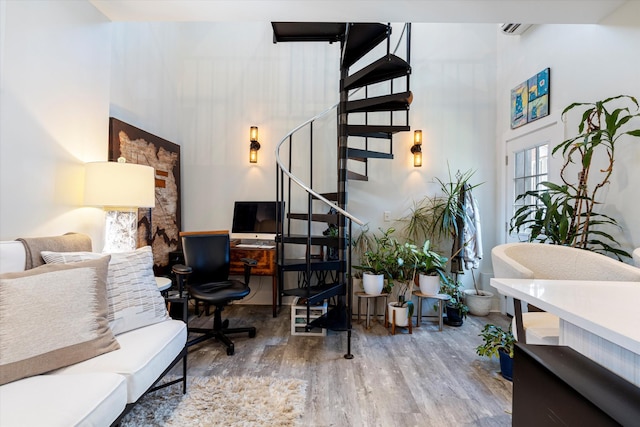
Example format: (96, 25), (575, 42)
(230, 246), (277, 317)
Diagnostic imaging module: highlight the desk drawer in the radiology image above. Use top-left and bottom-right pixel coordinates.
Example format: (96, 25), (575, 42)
(229, 248), (276, 276)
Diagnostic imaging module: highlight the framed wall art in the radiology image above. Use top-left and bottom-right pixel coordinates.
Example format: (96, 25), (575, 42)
(108, 117), (181, 274)
(510, 68), (551, 129)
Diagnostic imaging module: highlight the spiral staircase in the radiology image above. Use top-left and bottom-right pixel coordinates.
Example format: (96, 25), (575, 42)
(272, 22), (413, 358)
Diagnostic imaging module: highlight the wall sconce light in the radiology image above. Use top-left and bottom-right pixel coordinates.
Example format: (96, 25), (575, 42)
(84, 157), (155, 252)
(411, 130), (423, 167)
(249, 126), (260, 163)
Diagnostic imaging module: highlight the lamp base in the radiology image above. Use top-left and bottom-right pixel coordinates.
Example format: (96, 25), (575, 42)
(103, 208), (138, 253)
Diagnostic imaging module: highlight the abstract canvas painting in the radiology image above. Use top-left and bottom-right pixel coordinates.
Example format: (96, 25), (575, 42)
(108, 118), (181, 275)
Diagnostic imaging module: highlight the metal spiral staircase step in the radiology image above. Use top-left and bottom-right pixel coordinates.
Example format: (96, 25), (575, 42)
(347, 124), (410, 139)
(271, 22), (346, 43)
(308, 304), (350, 331)
(278, 234), (341, 246)
(343, 54), (411, 91)
(282, 282), (346, 305)
(287, 213), (339, 223)
(342, 23), (389, 68)
(347, 170), (368, 181)
(312, 192), (339, 201)
(278, 258), (345, 272)
(347, 148), (393, 161)
(346, 91), (413, 113)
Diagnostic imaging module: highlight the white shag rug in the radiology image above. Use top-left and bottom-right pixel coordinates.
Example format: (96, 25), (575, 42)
(121, 376), (307, 427)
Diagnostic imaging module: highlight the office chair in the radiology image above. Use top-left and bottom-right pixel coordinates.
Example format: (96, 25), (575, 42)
(172, 231), (257, 355)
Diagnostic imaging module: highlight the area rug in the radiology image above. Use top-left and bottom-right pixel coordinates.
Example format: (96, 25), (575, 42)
(121, 376), (307, 426)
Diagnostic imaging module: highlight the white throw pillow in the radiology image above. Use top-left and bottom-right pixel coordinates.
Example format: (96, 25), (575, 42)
(42, 246), (169, 335)
(0, 257), (120, 385)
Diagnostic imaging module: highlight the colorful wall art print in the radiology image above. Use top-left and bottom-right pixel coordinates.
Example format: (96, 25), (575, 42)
(510, 68), (551, 129)
(510, 82), (528, 129)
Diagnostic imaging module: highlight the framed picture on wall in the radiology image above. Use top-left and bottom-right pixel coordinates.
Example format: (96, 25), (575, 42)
(108, 118), (181, 275)
(510, 68), (551, 129)
(527, 68), (550, 123)
(511, 81), (529, 129)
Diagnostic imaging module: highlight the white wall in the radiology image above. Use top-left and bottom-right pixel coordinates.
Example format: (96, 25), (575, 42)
(0, 0), (111, 248)
(495, 2), (640, 256)
(107, 22), (498, 296)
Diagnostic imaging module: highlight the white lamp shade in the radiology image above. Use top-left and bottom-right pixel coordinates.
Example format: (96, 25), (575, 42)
(84, 161), (156, 208)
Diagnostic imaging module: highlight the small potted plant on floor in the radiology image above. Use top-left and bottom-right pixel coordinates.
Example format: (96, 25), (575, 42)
(440, 274), (468, 326)
(415, 240), (447, 295)
(475, 324), (515, 381)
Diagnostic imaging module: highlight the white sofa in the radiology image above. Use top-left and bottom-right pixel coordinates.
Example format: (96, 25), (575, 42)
(0, 236), (187, 427)
(491, 242), (640, 345)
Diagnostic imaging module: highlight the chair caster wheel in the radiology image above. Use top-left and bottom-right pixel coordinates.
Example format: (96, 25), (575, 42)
(249, 329), (256, 338)
(227, 346), (235, 356)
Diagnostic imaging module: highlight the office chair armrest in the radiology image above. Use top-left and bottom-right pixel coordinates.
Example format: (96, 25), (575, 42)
(240, 258), (257, 284)
(172, 264), (193, 275)
(172, 264), (192, 298)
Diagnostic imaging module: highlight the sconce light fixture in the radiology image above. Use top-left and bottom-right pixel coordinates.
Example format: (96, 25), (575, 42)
(411, 130), (423, 167)
(84, 157), (155, 252)
(249, 126), (260, 163)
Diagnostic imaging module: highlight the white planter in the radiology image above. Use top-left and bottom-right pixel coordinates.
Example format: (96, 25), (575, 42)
(418, 274), (440, 295)
(388, 302), (410, 327)
(362, 273), (384, 295)
(464, 289), (494, 316)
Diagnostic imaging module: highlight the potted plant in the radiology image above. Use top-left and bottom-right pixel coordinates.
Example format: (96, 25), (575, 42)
(475, 324), (515, 381)
(353, 227), (395, 295)
(510, 95), (640, 259)
(386, 239), (419, 329)
(351, 224), (374, 292)
(440, 274), (468, 326)
(415, 240), (447, 295)
(463, 268), (494, 316)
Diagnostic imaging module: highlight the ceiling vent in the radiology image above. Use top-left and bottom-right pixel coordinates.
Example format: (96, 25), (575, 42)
(500, 23), (532, 35)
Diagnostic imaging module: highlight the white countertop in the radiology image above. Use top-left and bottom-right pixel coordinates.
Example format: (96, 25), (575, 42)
(491, 278), (640, 354)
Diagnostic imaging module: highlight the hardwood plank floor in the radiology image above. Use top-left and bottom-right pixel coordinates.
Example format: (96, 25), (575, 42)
(177, 304), (512, 427)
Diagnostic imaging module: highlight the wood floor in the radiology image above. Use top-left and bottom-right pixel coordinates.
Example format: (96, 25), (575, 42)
(177, 303), (513, 427)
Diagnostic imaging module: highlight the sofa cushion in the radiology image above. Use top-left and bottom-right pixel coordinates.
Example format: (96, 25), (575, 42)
(0, 257), (120, 385)
(0, 373), (127, 427)
(53, 319), (187, 402)
(42, 246), (169, 335)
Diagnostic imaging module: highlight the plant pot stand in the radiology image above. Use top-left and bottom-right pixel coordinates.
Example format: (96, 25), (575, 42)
(412, 291), (450, 331)
(355, 291), (389, 329)
(386, 304), (412, 335)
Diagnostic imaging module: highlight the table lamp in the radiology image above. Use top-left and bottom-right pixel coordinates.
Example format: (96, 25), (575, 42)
(84, 158), (155, 252)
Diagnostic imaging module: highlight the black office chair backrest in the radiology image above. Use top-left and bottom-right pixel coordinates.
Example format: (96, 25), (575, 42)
(181, 233), (231, 284)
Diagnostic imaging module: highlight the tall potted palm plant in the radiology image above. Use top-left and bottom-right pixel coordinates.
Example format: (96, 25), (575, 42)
(510, 95), (640, 259)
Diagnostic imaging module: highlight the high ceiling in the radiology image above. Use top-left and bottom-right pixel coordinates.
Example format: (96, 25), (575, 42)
(89, 0), (629, 24)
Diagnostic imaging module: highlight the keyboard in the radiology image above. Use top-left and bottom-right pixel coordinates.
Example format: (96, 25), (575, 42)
(236, 244), (275, 249)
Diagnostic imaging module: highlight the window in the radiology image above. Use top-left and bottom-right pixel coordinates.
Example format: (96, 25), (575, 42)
(513, 144), (548, 217)
(504, 113), (563, 243)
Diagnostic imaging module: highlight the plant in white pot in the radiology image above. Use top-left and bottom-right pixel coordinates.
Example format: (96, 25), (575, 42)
(415, 240), (447, 296)
(463, 269), (494, 316)
(351, 225), (374, 293)
(386, 239), (420, 329)
(353, 227), (395, 295)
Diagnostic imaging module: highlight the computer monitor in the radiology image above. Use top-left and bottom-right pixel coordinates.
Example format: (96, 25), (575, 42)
(231, 201), (283, 241)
